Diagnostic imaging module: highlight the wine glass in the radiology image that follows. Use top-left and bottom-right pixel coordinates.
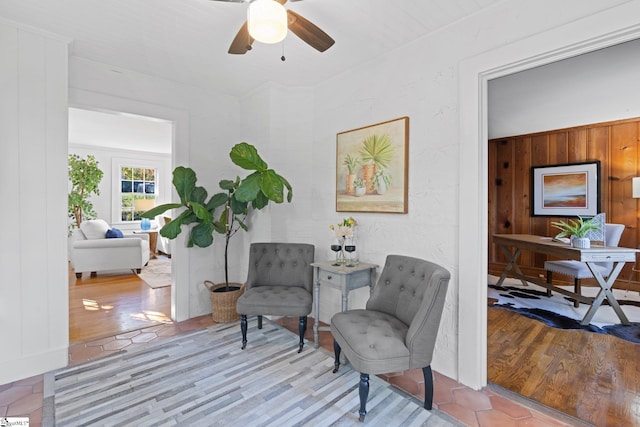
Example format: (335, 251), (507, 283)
(330, 237), (343, 266)
(344, 237), (356, 267)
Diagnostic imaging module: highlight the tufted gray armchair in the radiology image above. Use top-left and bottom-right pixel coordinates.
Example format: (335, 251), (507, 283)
(330, 255), (450, 422)
(236, 242), (315, 352)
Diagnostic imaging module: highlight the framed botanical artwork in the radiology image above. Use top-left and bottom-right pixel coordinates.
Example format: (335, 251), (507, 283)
(336, 117), (409, 213)
(531, 161), (601, 217)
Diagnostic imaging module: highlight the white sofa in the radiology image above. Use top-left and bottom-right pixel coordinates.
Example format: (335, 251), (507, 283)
(155, 216), (172, 257)
(72, 219), (150, 279)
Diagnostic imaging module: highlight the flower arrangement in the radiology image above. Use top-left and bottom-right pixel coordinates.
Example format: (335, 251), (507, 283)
(330, 216), (357, 239)
(329, 217), (358, 265)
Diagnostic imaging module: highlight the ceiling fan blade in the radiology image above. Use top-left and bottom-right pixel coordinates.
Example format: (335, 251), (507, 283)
(286, 10), (334, 52)
(228, 21), (254, 54)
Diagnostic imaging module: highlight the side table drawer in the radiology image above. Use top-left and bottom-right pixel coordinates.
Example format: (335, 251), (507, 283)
(318, 269), (347, 289)
(318, 268), (372, 291)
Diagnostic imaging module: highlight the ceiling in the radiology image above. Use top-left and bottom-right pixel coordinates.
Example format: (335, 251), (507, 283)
(0, 0), (502, 97)
(2, 0), (502, 152)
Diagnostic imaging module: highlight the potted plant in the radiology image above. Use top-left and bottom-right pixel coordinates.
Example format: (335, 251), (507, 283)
(353, 178), (366, 197)
(68, 154), (104, 235)
(343, 154), (360, 194)
(360, 134), (394, 193)
(142, 142), (292, 322)
(372, 169), (391, 195)
(551, 216), (600, 248)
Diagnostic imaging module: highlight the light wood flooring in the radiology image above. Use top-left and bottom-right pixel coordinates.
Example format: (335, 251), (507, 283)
(69, 261), (172, 342)
(488, 306), (640, 426)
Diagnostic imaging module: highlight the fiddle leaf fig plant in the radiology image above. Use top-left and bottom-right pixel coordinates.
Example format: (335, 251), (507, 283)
(142, 142), (292, 290)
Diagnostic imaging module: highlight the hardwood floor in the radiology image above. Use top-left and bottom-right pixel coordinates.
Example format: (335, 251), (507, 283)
(488, 306), (640, 426)
(69, 262), (171, 342)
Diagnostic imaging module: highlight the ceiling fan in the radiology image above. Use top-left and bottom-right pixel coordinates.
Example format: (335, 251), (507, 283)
(211, 0), (335, 55)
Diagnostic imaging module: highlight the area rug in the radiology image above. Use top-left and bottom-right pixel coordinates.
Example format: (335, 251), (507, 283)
(43, 321), (456, 426)
(488, 275), (640, 344)
(137, 256), (171, 289)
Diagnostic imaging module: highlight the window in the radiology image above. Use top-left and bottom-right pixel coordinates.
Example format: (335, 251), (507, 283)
(119, 166), (157, 222)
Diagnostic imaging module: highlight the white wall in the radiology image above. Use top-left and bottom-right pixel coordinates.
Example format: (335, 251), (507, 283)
(0, 19), (69, 384)
(489, 37), (640, 139)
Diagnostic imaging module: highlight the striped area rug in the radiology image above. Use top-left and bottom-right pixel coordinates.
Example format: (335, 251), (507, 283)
(43, 321), (455, 426)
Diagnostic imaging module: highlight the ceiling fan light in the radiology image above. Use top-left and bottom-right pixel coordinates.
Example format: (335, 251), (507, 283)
(248, 0), (288, 44)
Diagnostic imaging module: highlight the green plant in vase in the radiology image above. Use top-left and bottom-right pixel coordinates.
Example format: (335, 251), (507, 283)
(372, 170), (391, 195)
(360, 134), (393, 192)
(353, 178), (366, 197)
(142, 142), (293, 292)
(551, 216), (600, 248)
(343, 154), (360, 194)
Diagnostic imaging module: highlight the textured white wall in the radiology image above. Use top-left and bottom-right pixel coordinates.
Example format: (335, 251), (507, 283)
(0, 20), (69, 385)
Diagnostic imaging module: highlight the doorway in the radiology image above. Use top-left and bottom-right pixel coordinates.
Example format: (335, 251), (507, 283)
(68, 107), (174, 342)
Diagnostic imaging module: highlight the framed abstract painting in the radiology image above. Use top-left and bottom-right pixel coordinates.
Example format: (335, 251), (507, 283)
(531, 161), (601, 217)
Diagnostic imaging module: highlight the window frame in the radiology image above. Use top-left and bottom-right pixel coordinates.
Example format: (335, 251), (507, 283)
(111, 158), (164, 226)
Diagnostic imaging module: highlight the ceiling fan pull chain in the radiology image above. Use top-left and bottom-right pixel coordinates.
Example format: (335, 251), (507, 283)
(281, 39), (286, 61)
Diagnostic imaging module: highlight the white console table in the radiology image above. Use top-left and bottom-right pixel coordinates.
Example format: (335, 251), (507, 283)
(310, 261), (378, 348)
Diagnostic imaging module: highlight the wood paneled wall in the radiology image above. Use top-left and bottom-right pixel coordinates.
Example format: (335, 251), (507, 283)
(488, 117), (640, 285)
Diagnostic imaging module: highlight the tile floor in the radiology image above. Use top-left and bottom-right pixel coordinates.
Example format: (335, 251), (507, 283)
(0, 316), (585, 427)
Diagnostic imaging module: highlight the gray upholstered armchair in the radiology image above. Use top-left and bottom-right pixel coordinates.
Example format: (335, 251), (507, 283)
(330, 255), (450, 422)
(236, 242), (315, 352)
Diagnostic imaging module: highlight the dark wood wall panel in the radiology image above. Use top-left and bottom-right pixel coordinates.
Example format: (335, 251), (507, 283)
(489, 117), (640, 285)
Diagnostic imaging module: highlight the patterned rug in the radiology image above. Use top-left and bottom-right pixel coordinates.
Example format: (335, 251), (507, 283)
(488, 275), (640, 344)
(43, 321), (456, 426)
(137, 256), (171, 289)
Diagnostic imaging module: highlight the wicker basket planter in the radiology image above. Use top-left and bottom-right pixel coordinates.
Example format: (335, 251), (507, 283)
(203, 280), (244, 323)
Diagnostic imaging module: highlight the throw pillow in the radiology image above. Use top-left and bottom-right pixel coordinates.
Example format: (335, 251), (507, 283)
(80, 219), (110, 240)
(105, 228), (124, 238)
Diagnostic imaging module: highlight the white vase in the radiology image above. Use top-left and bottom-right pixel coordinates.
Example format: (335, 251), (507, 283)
(571, 237), (590, 249)
(376, 180), (387, 195)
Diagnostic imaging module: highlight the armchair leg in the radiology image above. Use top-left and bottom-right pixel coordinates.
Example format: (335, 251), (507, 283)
(75, 272), (82, 279)
(332, 340), (341, 373)
(574, 278), (581, 308)
(298, 316), (307, 353)
(258, 315), (263, 329)
(358, 373), (369, 422)
(240, 315), (248, 350)
(546, 271), (552, 297)
(423, 366), (434, 410)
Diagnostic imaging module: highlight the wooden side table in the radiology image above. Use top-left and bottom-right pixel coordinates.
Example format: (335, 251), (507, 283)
(134, 229), (158, 258)
(310, 261), (378, 349)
